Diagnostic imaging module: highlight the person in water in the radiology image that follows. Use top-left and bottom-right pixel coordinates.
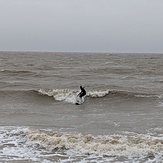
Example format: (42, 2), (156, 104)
(75, 86), (86, 105)
(78, 86), (86, 98)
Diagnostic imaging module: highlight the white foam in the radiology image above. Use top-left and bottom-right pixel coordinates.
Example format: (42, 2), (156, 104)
(38, 88), (109, 104)
(0, 127), (59, 162)
(1, 127), (163, 162)
(158, 102), (163, 107)
(87, 90), (110, 97)
(38, 88), (77, 100)
(0, 127), (40, 162)
(26, 129), (163, 161)
(158, 94), (163, 99)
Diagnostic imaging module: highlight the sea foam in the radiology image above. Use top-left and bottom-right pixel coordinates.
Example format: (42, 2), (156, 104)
(1, 127), (163, 162)
(26, 128), (163, 160)
(38, 88), (109, 104)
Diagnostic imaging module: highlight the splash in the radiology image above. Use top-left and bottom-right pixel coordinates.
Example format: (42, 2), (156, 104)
(38, 88), (110, 104)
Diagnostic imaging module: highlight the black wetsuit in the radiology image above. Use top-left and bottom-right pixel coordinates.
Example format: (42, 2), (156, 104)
(78, 86), (86, 98)
(75, 86), (86, 105)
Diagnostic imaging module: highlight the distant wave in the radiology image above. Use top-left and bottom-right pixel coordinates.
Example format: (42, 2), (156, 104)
(0, 89), (37, 96)
(1, 69), (37, 76)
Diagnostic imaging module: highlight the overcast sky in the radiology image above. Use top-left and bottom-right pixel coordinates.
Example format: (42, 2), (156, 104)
(0, 0), (163, 53)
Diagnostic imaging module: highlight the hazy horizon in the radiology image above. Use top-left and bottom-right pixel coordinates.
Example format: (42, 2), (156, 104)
(0, 0), (163, 53)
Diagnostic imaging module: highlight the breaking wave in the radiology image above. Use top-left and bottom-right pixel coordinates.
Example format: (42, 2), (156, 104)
(37, 88), (158, 104)
(0, 88), (160, 105)
(26, 128), (163, 161)
(38, 88), (111, 104)
(1, 127), (163, 162)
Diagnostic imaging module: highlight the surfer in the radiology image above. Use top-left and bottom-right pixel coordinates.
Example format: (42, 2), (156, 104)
(75, 86), (86, 105)
(78, 86), (86, 98)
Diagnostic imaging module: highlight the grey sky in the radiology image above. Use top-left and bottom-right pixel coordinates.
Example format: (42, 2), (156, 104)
(0, 0), (163, 52)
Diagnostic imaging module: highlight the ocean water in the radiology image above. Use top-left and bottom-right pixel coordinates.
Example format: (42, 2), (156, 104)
(0, 52), (163, 163)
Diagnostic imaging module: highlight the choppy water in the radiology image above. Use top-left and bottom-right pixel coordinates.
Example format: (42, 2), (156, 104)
(0, 52), (163, 162)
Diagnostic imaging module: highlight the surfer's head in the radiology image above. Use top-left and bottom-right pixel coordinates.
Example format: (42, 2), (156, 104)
(80, 86), (85, 89)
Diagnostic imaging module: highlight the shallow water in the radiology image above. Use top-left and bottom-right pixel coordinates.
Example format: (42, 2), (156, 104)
(0, 52), (163, 162)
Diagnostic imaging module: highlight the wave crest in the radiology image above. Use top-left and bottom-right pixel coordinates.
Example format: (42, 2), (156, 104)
(26, 128), (163, 159)
(38, 88), (109, 98)
(38, 88), (110, 104)
(87, 90), (110, 97)
(37, 88), (159, 105)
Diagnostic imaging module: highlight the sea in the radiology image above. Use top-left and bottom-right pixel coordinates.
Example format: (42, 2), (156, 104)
(0, 51), (163, 163)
